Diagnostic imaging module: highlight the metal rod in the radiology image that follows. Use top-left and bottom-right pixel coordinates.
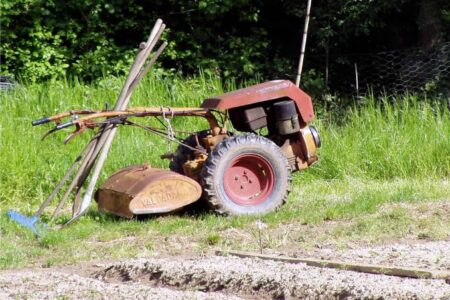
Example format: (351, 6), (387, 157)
(125, 120), (208, 155)
(69, 21), (164, 217)
(295, 0), (312, 87)
(34, 151), (83, 218)
(127, 25), (166, 94)
(78, 127), (111, 186)
(50, 136), (99, 220)
(66, 134), (119, 224)
(69, 131), (109, 215)
(68, 20), (165, 222)
(354, 62), (360, 99)
(128, 41), (168, 95)
(89, 20), (164, 156)
(115, 19), (163, 111)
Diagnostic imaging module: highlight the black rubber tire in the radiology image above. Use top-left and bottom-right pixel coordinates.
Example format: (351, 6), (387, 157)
(169, 130), (211, 175)
(200, 133), (291, 215)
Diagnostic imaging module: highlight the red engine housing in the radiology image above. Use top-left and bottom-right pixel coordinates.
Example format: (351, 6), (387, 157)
(201, 80), (315, 124)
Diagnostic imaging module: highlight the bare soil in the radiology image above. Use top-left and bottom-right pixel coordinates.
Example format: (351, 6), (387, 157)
(1, 239), (450, 299)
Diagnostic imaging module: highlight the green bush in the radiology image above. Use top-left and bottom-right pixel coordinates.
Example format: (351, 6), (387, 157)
(2, 0), (448, 83)
(0, 0), (269, 82)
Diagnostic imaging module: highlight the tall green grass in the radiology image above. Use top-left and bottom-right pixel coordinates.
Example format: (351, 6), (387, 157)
(1, 75), (450, 269)
(1, 75), (449, 208)
(0, 74), (224, 208)
(311, 95), (450, 180)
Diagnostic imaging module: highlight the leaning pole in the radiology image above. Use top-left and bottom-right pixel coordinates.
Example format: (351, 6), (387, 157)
(295, 0), (312, 87)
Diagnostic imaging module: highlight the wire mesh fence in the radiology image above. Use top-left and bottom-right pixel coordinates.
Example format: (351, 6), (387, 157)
(306, 41), (450, 97)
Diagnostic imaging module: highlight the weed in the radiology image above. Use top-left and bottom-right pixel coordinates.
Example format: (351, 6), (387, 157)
(205, 233), (221, 246)
(1, 75), (450, 268)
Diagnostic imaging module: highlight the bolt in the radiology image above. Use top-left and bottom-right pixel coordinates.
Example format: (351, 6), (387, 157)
(243, 171), (247, 175)
(240, 185), (244, 189)
(249, 180), (252, 184)
(235, 176), (239, 181)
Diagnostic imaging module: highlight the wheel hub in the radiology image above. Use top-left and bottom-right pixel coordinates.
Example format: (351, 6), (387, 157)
(224, 154), (275, 205)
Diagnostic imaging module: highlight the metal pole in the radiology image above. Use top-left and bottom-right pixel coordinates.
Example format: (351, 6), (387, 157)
(67, 19), (165, 223)
(354, 62), (359, 99)
(295, 0), (312, 87)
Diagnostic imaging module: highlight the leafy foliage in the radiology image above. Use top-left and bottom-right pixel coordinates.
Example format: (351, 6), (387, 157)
(1, 0), (449, 82)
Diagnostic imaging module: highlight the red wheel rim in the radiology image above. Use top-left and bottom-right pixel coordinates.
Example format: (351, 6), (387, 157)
(223, 154), (275, 205)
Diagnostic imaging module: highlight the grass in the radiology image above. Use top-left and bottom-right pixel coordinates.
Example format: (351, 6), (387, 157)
(1, 74), (450, 269)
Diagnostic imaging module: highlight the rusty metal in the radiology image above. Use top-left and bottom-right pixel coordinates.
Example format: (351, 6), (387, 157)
(22, 60), (320, 225)
(202, 133), (229, 152)
(201, 80), (315, 124)
(68, 19), (167, 224)
(10, 14), (323, 228)
(96, 165), (202, 218)
(178, 133), (229, 181)
(32, 110), (105, 126)
(42, 107), (222, 143)
(299, 126), (319, 165)
(33, 106), (209, 129)
(279, 138), (309, 172)
(25, 79), (320, 223)
(7, 19), (170, 230)
(277, 126), (319, 172)
(182, 153), (208, 181)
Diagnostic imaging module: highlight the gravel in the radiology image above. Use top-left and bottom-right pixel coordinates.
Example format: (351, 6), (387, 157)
(0, 270), (241, 300)
(98, 256), (450, 299)
(1, 240), (450, 299)
(307, 240), (450, 271)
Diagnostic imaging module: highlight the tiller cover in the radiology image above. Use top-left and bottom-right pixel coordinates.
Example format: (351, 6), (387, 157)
(95, 165), (202, 218)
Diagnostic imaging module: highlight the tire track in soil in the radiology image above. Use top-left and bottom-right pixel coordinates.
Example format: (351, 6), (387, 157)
(95, 256), (450, 299)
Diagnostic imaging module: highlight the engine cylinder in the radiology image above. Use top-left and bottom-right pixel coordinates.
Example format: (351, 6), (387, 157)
(273, 100), (301, 135)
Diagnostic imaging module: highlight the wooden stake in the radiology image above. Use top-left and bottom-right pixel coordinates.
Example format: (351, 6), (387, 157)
(216, 250), (450, 281)
(295, 0), (312, 87)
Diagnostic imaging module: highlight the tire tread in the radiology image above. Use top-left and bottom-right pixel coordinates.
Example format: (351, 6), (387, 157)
(200, 133), (291, 215)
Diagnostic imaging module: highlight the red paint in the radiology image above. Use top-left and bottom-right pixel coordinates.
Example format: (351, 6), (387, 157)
(223, 154), (275, 205)
(201, 80), (315, 123)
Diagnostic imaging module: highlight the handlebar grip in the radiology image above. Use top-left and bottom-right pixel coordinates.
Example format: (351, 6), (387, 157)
(32, 117), (51, 126)
(56, 121), (74, 130)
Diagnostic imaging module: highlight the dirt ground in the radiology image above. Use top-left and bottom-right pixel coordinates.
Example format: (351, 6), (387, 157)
(1, 240), (450, 299)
